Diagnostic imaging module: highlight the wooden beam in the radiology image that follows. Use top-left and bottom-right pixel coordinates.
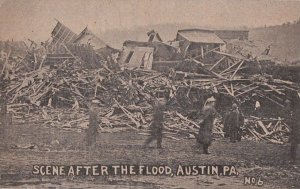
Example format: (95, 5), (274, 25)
(175, 112), (200, 129)
(62, 44), (85, 64)
(223, 84), (234, 96)
(183, 42), (190, 58)
(54, 25), (68, 47)
(191, 58), (205, 67)
(221, 66), (247, 76)
(230, 83), (234, 96)
(220, 60), (241, 74)
(193, 46), (221, 59)
(213, 50), (249, 61)
(209, 56), (226, 71)
(234, 83), (255, 93)
(263, 83), (285, 95)
(230, 60), (245, 79)
(255, 91), (285, 108)
(235, 86), (259, 97)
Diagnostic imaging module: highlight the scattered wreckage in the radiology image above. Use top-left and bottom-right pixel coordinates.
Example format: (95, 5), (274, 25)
(1, 20), (299, 144)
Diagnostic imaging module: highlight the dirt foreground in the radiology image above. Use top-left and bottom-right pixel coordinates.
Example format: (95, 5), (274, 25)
(0, 123), (299, 189)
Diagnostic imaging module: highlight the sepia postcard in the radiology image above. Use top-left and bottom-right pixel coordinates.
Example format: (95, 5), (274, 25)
(0, 0), (300, 188)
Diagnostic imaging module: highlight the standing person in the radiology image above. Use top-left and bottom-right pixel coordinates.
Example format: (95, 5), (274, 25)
(86, 99), (100, 150)
(144, 96), (167, 149)
(0, 93), (12, 149)
(223, 108), (231, 138)
(227, 103), (244, 142)
(285, 98), (300, 160)
(196, 96), (217, 154)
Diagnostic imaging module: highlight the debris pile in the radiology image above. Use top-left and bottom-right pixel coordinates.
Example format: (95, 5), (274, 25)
(1, 22), (299, 143)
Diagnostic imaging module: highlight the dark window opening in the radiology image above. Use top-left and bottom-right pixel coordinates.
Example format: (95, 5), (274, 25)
(125, 51), (134, 63)
(148, 35), (155, 42)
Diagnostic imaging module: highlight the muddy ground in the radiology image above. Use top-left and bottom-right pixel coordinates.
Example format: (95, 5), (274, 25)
(0, 122), (299, 189)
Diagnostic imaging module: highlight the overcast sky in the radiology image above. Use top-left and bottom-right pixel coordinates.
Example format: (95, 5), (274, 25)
(0, 0), (300, 42)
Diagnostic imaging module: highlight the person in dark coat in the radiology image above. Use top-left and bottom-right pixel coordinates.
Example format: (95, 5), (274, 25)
(0, 94), (12, 149)
(227, 103), (244, 142)
(223, 110), (231, 138)
(144, 97), (167, 149)
(284, 98), (300, 160)
(290, 111), (300, 160)
(197, 96), (217, 154)
(86, 99), (100, 149)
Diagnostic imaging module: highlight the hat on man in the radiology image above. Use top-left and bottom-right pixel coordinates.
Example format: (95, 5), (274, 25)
(206, 96), (216, 103)
(232, 103), (238, 109)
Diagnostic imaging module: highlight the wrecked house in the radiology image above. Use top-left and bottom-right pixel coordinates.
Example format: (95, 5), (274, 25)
(2, 20), (300, 145)
(69, 27), (118, 68)
(74, 27), (108, 49)
(44, 21), (117, 68)
(119, 40), (182, 70)
(43, 21), (80, 66)
(47, 21), (78, 54)
(73, 27), (117, 56)
(176, 29), (225, 58)
(215, 30), (249, 41)
(119, 45), (154, 69)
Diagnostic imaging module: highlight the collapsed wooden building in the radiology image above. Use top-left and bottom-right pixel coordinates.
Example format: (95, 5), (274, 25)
(44, 20), (118, 68)
(1, 22), (299, 143)
(176, 29), (225, 58)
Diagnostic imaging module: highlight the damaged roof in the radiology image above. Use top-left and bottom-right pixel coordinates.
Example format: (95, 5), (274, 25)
(122, 40), (181, 61)
(177, 29), (224, 44)
(74, 27), (108, 50)
(147, 30), (163, 42)
(51, 21), (78, 44)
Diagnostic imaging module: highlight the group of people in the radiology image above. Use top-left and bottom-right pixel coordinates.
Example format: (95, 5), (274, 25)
(85, 93), (299, 160)
(194, 97), (244, 154)
(142, 95), (244, 154)
(140, 95), (298, 159)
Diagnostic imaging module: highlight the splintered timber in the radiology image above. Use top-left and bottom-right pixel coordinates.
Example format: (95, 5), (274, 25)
(32, 165), (238, 176)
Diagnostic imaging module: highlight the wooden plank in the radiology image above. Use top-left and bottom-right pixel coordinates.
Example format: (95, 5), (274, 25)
(61, 30), (72, 44)
(230, 83), (234, 96)
(193, 46), (221, 59)
(223, 84), (233, 96)
(235, 86), (259, 97)
(220, 66), (247, 76)
(114, 99), (140, 128)
(234, 83), (255, 93)
(51, 22), (63, 39)
(209, 56), (226, 71)
(263, 83), (285, 95)
(210, 70), (229, 80)
(213, 50), (249, 61)
(46, 56), (74, 59)
(183, 42), (190, 58)
(175, 112), (200, 129)
(190, 59), (227, 80)
(54, 25), (68, 47)
(220, 60), (241, 74)
(257, 121), (271, 135)
(191, 58), (205, 67)
(38, 56), (46, 69)
(63, 44), (85, 64)
(230, 60), (245, 79)
(255, 91), (284, 107)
